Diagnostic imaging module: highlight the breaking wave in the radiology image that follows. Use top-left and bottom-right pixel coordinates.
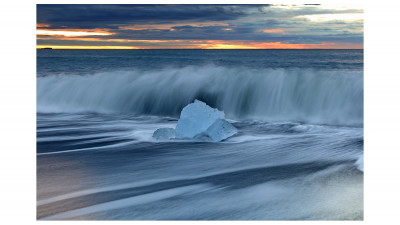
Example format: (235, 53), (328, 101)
(37, 65), (363, 126)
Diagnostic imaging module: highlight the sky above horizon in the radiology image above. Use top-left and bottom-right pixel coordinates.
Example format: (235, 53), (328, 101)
(37, 4), (363, 49)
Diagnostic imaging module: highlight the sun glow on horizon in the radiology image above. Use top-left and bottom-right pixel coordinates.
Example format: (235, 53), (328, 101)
(36, 40), (363, 50)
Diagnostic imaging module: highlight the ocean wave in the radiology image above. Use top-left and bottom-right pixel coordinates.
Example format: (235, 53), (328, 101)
(37, 65), (363, 126)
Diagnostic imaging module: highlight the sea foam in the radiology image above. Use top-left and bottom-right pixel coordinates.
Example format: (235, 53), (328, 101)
(37, 65), (363, 126)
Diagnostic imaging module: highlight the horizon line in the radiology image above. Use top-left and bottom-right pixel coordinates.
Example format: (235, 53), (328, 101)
(37, 48), (364, 50)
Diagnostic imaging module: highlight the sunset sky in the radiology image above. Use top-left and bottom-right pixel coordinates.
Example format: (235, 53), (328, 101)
(36, 4), (363, 49)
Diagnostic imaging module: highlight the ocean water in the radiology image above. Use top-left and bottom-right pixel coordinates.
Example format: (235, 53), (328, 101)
(37, 49), (363, 220)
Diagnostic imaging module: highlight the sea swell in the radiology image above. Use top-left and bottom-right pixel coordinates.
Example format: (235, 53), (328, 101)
(37, 65), (363, 126)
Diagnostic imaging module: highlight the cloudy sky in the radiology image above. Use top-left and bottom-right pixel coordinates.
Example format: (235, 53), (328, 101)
(36, 4), (363, 49)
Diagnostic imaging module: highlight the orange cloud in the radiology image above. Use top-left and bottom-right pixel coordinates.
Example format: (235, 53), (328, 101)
(258, 28), (300, 34)
(259, 29), (286, 34)
(36, 45), (139, 49)
(37, 36), (167, 43)
(37, 29), (113, 37)
(37, 23), (50, 28)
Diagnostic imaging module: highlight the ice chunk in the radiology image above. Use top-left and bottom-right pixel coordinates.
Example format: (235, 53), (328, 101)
(152, 128), (176, 140)
(204, 118), (238, 142)
(193, 119), (238, 142)
(175, 100), (225, 139)
(175, 100), (237, 141)
(152, 100), (237, 142)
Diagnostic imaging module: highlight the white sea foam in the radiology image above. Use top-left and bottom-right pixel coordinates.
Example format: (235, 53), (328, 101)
(41, 184), (210, 220)
(37, 66), (363, 126)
